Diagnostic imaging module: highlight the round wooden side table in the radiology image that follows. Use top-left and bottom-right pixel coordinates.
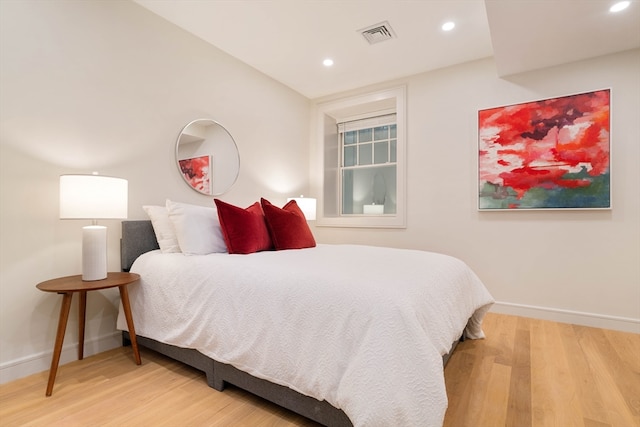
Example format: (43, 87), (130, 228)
(36, 272), (142, 396)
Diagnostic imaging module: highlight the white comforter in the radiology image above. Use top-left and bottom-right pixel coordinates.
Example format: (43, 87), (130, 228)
(117, 244), (493, 427)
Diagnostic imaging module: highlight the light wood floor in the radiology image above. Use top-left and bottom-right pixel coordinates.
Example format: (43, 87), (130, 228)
(1, 313), (638, 426)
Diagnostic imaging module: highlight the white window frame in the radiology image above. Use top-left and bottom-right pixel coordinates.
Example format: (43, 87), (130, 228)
(315, 86), (406, 228)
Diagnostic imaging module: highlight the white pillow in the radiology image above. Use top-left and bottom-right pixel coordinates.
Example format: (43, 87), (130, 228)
(143, 205), (181, 254)
(166, 199), (227, 255)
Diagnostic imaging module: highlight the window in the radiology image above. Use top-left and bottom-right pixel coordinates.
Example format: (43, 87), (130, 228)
(339, 115), (397, 215)
(315, 87), (406, 228)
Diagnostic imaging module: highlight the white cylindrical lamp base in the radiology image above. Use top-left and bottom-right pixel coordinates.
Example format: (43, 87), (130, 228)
(82, 225), (107, 281)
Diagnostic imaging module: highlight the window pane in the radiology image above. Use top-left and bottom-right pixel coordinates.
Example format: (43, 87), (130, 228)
(341, 165), (397, 215)
(344, 146), (356, 166)
(359, 143), (372, 165)
(343, 146), (356, 166)
(374, 141), (388, 164)
(358, 128), (372, 142)
(390, 124), (397, 138)
(342, 169), (354, 214)
(374, 126), (388, 141)
(390, 139), (397, 162)
(344, 130), (357, 145)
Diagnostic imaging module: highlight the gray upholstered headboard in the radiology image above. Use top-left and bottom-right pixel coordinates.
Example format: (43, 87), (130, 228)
(120, 220), (159, 272)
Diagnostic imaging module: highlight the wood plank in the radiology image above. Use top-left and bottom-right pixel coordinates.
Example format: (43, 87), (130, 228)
(443, 349), (477, 426)
(531, 318), (584, 427)
(594, 327), (640, 421)
(476, 362), (510, 426)
(576, 326), (639, 427)
(561, 323), (612, 425)
(505, 323), (532, 427)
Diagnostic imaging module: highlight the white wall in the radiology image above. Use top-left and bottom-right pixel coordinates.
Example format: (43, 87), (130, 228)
(0, 0), (310, 383)
(311, 50), (640, 333)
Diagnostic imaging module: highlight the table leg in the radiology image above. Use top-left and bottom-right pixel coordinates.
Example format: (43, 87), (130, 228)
(78, 291), (86, 360)
(118, 285), (141, 365)
(46, 292), (73, 396)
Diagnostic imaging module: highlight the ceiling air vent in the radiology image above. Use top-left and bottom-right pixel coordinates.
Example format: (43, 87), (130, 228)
(359, 21), (396, 45)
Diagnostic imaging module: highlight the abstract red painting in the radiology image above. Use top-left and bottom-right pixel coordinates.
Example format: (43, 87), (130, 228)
(178, 155), (212, 195)
(478, 89), (610, 210)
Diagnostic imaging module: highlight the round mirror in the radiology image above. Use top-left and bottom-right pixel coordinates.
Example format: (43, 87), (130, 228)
(175, 119), (240, 196)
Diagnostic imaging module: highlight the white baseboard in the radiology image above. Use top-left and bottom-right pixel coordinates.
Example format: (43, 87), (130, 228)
(0, 331), (122, 385)
(492, 301), (640, 334)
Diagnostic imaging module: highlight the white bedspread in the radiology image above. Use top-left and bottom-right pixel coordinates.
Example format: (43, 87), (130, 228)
(117, 244), (493, 427)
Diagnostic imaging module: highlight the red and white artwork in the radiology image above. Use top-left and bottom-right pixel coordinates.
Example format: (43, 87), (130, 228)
(179, 155), (212, 195)
(478, 89), (610, 210)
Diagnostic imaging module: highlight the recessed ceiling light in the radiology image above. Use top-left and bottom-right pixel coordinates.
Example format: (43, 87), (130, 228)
(610, 1), (630, 12)
(323, 58), (334, 67)
(442, 21), (455, 31)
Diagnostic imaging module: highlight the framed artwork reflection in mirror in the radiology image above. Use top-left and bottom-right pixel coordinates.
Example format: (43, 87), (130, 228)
(178, 155), (212, 196)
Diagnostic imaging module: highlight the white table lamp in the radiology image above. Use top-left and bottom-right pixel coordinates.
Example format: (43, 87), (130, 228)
(60, 174), (128, 281)
(287, 195), (316, 221)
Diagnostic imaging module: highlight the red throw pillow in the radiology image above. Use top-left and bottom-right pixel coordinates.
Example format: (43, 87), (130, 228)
(214, 199), (273, 254)
(260, 198), (316, 250)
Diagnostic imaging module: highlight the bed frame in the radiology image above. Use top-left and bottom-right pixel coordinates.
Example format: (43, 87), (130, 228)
(120, 220), (462, 426)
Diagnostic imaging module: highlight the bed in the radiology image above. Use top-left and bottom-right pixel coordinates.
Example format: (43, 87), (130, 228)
(117, 217), (494, 427)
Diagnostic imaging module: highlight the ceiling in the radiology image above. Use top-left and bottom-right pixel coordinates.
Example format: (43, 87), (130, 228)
(134, 0), (640, 99)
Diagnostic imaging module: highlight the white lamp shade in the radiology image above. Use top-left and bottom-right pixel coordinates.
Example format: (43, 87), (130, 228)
(287, 196), (316, 221)
(60, 175), (128, 219)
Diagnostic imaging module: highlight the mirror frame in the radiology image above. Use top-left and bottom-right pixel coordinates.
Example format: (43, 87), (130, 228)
(175, 118), (240, 196)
